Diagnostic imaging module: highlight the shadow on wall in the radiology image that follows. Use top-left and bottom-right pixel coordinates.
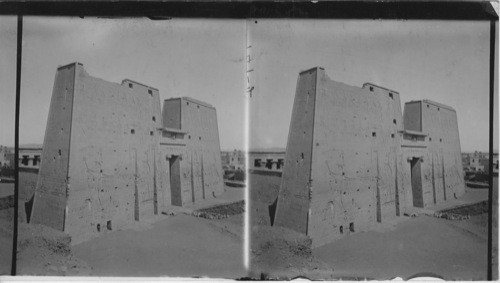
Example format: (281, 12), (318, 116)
(25, 195), (34, 223)
(268, 197), (278, 226)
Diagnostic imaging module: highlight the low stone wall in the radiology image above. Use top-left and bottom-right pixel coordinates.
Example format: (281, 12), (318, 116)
(438, 200), (488, 217)
(192, 200), (245, 219)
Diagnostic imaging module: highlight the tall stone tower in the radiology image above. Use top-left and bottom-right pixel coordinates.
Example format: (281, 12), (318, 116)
(31, 62), (165, 244)
(161, 97), (224, 206)
(274, 67), (464, 248)
(402, 100), (465, 207)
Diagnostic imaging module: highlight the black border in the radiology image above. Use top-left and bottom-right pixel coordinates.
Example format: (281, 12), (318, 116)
(11, 15), (22, 276)
(488, 19), (496, 281)
(0, 2), (496, 19)
(6, 1), (498, 279)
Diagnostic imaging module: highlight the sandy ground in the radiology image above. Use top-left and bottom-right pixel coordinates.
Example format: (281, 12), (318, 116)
(71, 213), (245, 278)
(16, 221), (92, 276)
(313, 187), (491, 280)
(67, 186), (246, 278)
(2, 175), (497, 278)
(0, 186), (245, 278)
(250, 225), (335, 280)
(1, 206), (88, 277)
(250, 183), (493, 280)
(0, 208), (13, 275)
(314, 214), (488, 280)
(0, 183), (14, 198)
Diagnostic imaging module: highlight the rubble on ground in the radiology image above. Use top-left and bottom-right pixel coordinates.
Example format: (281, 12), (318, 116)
(250, 225), (334, 280)
(16, 222), (91, 276)
(192, 200), (244, 220)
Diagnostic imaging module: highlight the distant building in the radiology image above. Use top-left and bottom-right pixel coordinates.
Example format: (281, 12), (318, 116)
(221, 152), (230, 168)
(471, 156), (485, 171)
(462, 153), (470, 168)
(0, 146), (12, 168)
(493, 153), (499, 174)
(462, 151), (489, 172)
(249, 149), (285, 174)
(19, 146), (43, 170)
(480, 158), (490, 173)
(221, 150), (245, 171)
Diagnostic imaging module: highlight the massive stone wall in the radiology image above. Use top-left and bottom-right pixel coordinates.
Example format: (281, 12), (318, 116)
(161, 98), (224, 206)
(31, 63), (77, 231)
(31, 63), (167, 244)
(30, 63), (225, 244)
(274, 67), (464, 248)
(273, 69), (319, 235)
(401, 100), (464, 208)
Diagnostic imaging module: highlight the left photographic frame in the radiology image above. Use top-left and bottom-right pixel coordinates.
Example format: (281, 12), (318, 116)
(0, 15), (18, 276)
(14, 16), (247, 278)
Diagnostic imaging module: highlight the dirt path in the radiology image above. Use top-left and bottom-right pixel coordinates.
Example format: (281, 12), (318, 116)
(207, 214), (243, 239)
(0, 209), (13, 275)
(72, 214), (246, 278)
(313, 215), (488, 280)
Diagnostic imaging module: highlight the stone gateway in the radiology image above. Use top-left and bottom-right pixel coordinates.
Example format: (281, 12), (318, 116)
(274, 67), (465, 247)
(30, 63), (224, 244)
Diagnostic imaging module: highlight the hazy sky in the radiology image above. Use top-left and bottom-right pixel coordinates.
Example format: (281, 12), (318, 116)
(11, 17), (246, 150)
(0, 18), (497, 153)
(0, 16), (17, 147)
(248, 20), (495, 152)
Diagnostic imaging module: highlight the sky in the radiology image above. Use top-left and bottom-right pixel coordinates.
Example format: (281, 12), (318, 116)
(0, 16), (17, 148)
(0, 18), (497, 153)
(248, 20), (496, 153)
(3, 17), (246, 150)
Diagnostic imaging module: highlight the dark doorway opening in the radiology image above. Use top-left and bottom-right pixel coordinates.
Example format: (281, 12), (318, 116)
(169, 155), (182, 206)
(268, 196), (278, 226)
(25, 194), (34, 223)
(410, 157), (424, 208)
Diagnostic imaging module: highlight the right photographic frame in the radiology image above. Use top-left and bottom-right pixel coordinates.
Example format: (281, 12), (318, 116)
(247, 19), (497, 280)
